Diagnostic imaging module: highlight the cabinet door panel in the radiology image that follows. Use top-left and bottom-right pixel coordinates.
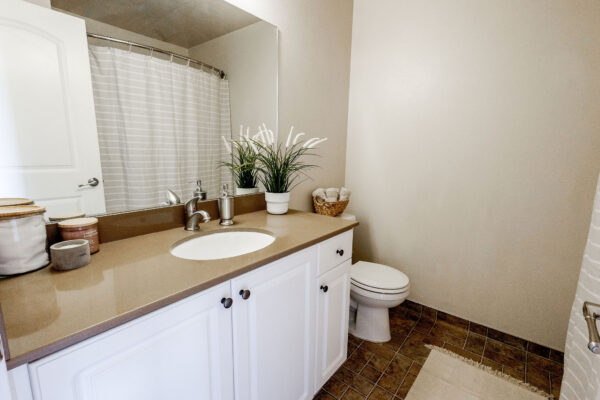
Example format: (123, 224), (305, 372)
(231, 247), (317, 400)
(29, 282), (233, 400)
(315, 260), (351, 389)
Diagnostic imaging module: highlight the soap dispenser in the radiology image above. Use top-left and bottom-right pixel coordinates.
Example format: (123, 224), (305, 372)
(218, 184), (234, 226)
(192, 180), (207, 200)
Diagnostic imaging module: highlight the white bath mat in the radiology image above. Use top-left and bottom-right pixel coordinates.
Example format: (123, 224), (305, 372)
(405, 346), (551, 400)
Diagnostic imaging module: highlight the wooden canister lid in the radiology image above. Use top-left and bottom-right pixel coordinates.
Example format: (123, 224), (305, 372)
(48, 212), (86, 222)
(0, 205), (46, 219)
(0, 198), (34, 207)
(58, 217), (98, 228)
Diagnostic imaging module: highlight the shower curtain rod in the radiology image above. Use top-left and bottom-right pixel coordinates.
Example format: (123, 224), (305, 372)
(86, 33), (226, 79)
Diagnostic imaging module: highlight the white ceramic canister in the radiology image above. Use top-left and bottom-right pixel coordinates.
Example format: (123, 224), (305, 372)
(0, 205), (49, 275)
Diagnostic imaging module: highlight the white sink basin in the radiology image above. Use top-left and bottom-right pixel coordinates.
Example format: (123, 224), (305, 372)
(170, 230), (275, 260)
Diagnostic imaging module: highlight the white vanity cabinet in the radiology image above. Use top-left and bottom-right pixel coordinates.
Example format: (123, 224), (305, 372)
(9, 230), (353, 400)
(0, 337), (11, 399)
(28, 282), (235, 400)
(231, 246), (317, 400)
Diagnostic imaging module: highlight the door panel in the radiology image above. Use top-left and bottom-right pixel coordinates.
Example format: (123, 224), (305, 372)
(231, 247), (317, 400)
(0, 0), (105, 216)
(315, 260), (351, 389)
(28, 282), (234, 400)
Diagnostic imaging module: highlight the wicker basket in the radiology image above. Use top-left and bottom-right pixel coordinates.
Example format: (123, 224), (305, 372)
(313, 198), (349, 217)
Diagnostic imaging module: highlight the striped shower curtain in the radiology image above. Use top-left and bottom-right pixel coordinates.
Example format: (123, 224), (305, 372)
(561, 174), (600, 400)
(88, 45), (232, 213)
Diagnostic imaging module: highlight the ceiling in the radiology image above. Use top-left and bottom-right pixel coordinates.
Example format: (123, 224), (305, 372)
(51, 0), (261, 48)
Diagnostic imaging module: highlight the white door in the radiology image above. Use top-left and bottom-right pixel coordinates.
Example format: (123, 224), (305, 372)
(0, 336), (11, 400)
(231, 247), (317, 400)
(315, 260), (351, 390)
(28, 282), (234, 400)
(561, 173), (600, 400)
(0, 0), (106, 216)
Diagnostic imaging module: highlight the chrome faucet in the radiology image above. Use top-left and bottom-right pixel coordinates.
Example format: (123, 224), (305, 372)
(184, 197), (211, 231)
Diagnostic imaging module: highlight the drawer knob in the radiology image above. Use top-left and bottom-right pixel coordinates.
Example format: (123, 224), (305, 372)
(239, 289), (251, 300)
(336, 249), (344, 256)
(320, 285), (329, 293)
(221, 297), (233, 309)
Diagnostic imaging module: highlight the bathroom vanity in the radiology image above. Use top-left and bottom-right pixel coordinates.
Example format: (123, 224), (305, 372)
(0, 211), (356, 400)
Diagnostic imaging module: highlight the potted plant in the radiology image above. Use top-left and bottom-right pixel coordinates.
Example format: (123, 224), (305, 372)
(221, 135), (259, 195)
(251, 125), (327, 214)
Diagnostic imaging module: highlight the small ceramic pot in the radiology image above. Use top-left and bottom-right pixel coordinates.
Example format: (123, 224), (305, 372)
(235, 187), (260, 196)
(265, 192), (290, 215)
(50, 239), (91, 271)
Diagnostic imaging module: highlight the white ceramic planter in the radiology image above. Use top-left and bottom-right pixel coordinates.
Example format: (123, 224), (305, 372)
(235, 187), (260, 196)
(265, 192), (290, 215)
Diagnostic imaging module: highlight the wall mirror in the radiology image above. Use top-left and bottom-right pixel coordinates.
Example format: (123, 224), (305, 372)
(0, 0), (277, 219)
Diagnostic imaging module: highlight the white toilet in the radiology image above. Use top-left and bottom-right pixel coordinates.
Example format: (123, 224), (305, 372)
(338, 213), (410, 343)
(349, 261), (410, 342)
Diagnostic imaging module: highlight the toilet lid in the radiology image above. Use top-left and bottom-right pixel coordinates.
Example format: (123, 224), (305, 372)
(351, 261), (409, 291)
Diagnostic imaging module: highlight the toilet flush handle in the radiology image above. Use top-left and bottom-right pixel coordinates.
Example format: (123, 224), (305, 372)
(336, 249), (344, 256)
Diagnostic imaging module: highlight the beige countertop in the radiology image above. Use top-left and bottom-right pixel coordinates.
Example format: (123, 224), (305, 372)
(0, 210), (357, 368)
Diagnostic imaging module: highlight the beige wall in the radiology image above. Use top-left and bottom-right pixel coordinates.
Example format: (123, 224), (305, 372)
(346, 0), (600, 350)
(189, 21), (278, 142)
(224, 0), (354, 210)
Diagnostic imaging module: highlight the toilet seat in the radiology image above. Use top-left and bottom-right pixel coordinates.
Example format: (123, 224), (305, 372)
(351, 261), (410, 294)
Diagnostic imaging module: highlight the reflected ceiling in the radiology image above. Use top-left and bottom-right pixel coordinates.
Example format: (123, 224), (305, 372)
(51, 0), (261, 48)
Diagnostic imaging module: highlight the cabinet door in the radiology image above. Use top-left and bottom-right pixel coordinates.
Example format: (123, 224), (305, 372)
(28, 282), (234, 400)
(315, 260), (351, 389)
(231, 246), (317, 400)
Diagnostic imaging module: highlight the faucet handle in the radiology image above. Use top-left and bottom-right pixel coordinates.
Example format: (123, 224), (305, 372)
(185, 197), (199, 216)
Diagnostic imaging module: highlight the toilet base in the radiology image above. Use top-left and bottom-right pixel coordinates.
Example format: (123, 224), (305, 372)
(349, 303), (392, 343)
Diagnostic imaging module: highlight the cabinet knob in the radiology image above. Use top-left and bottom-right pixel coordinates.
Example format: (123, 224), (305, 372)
(336, 249), (344, 256)
(239, 289), (251, 300)
(320, 285), (329, 293)
(221, 297), (233, 309)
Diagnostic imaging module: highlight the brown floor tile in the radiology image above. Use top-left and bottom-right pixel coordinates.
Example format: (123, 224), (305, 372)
(526, 366), (550, 393)
(483, 339), (526, 372)
(481, 357), (503, 372)
(469, 321), (488, 336)
(408, 362), (422, 375)
(550, 374), (562, 398)
(395, 374), (417, 399)
(323, 377), (349, 398)
(344, 348), (371, 372)
(429, 323), (466, 347)
(383, 332), (408, 351)
(348, 343), (358, 356)
(443, 343), (482, 363)
(367, 386), (393, 400)
(389, 312), (418, 333)
(398, 331), (443, 364)
(361, 341), (397, 361)
(421, 306), (437, 321)
(384, 354), (412, 379)
(377, 373), (403, 393)
(315, 390), (337, 400)
(503, 365), (525, 380)
(360, 365), (383, 383)
(487, 328), (527, 351)
(527, 353), (564, 376)
(341, 388), (366, 400)
(527, 342), (550, 358)
(349, 334), (364, 346)
(400, 300), (422, 314)
(436, 311), (469, 330)
(464, 332), (486, 355)
(549, 349), (564, 364)
(367, 353), (392, 372)
(413, 317), (435, 334)
(344, 371), (375, 396)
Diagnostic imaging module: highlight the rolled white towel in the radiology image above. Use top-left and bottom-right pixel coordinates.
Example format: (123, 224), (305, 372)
(325, 187), (339, 202)
(312, 188), (327, 204)
(339, 187), (351, 201)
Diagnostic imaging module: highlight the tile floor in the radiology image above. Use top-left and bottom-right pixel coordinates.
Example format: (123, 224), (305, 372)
(314, 300), (564, 400)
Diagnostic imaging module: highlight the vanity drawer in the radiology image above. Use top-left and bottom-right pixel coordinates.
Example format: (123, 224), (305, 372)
(317, 230), (353, 275)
